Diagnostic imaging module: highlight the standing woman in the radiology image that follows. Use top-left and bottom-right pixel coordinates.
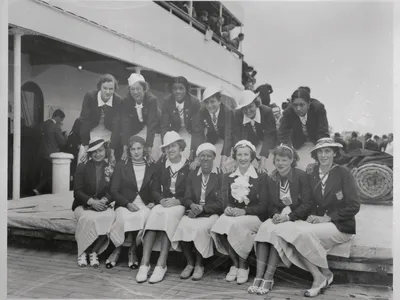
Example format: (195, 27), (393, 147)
(267, 138), (360, 297)
(172, 143), (224, 281)
(278, 87), (329, 170)
(191, 87), (235, 173)
(211, 140), (268, 285)
(136, 131), (190, 284)
(161, 76), (200, 161)
(121, 73), (162, 163)
(249, 145), (313, 295)
(105, 136), (158, 269)
(72, 138), (115, 268)
(78, 74), (123, 166)
(234, 90), (277, 174)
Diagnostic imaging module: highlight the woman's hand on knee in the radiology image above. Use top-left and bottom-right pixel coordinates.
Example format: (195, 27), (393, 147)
(147, 202), (155, 209)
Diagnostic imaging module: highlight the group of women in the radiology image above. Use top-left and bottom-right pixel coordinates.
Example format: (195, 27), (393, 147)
(72, 73), (360, 297)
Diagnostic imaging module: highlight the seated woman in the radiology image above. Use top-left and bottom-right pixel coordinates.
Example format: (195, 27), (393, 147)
(172, 143), (224, 281)
(72, 138), (115, 268)
(234, 90), (277, 174)
(266, 138), (360, 297)
(249, 145), (312, 295)
(106, 135), (158, 269)
(278, 87), (330, 170)
(136, 131), (190, 284)
(121, 73), (162, 163)
(210, 140), (268, 285)
(191, 87), (235, 173)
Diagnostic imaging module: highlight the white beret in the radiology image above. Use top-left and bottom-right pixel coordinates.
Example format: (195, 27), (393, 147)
(128, 73), (146, 87)
(234, 140), (256, 152)
(196, 142), (217, 157)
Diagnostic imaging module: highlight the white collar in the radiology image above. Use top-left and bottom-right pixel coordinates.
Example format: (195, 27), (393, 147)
(97, 91), (113, 107)
(299, 113), (308, 121)
(243, 107), (261, 125)
(165, 157), (186, 168)
(209, 107), (220, 119)
(197, 165), (218, 176)
(229, 164), (258, 179)
(176, 101), (184, 109)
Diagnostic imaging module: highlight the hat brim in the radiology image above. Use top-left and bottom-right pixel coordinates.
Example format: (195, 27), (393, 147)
(236, 92), (260, 110)
(160, 138), (184, 149)
(202, 90), (221, 102)
(310, 142), (343, 154)
(87, 141), (106, 152)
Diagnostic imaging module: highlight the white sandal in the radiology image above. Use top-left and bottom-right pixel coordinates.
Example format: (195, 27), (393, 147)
(247, 278), (263, 294)
(89, 252), (100, 268)
(257, 279), (274, 295)
(77, 253), (87, 267)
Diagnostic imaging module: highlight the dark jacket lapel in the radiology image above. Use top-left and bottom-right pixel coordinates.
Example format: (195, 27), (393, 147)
(205, 172), (218, 197)
(126, 160), (138, 190)
(288, 170), (300, 204)
(175, 160), (189, 189)
(217, 104), (226, 132)
(310, 166), (323, 203)
(140, 163), (153, 192)
(322, 166), (341, 200)
(183, 96), (192, 128)
(86, 160), (97, 193)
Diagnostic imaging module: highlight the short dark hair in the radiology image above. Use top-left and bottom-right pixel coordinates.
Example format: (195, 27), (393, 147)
(232, 145), (257, 162)
(238, 33), (244, 38)
(272, 146), (299, 168)
(97, 74), (118, 90)
(365, 133), (372, 139)
(351, 131), (358, 138)
(291, 87), (311, 103)
(170, 76), (190, 95)
(374, 135), (380, 140)
(298, 86), (311, 94)
(311, 146), (341, 162)
(52, 109), (65, 119)
(334, 132), (341, 137)
(382, 135), (388, 139)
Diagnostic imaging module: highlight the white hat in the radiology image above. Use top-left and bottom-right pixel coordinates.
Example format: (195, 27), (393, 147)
(128, 73), (146, 86)
(201, 87), (222, 102)
(236, 90), (260, 110)
(196, 142), (217, 156)
(233, 140), (256, 152)
(160, 131), (184, 148)
(87, 137), (106, 152)
(310, 137), (343, 154)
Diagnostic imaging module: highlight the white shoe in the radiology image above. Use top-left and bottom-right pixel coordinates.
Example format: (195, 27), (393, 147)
(236, 268), (249, 285)
(89, 252), (99, 268)
(77, 253), (87, 267)
(136, 265), (151, 283)
(149, 266), (167, 284)
(225, 266), (238, 282)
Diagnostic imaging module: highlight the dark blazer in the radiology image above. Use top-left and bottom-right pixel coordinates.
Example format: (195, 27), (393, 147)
(191, 103), (235, 157)
(79, 90), (123, 149)
(182, 167), (224, 216)
(72, 160), (112, 211)
(160, 94), (200, 139)
(121, 91), (159, 147)
(38, 119), (68, 161)
(110, 159), (158, 209)
(308, 164), (360, 234)
(151, 157), (191, 205)
(364, 139), (379, 152)
(233, 105), (277, 158)
(266, 168), (313, 221)
(278, 99), (329, 149)
(347, 139), (363, 153)
(222, 170), (269, 221)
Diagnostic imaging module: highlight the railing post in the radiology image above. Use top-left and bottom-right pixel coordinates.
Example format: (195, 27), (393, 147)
(188, 1), (193, 26)
(50, 152), (74, 194)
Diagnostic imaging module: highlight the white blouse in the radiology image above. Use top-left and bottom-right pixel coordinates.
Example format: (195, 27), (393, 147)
(166, 158), (186, 195)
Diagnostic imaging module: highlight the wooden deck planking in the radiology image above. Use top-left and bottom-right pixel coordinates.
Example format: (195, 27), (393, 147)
(8, 245), (392, 300)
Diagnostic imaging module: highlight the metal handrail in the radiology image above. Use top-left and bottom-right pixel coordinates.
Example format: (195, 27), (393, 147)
(154, 1), (244, 59)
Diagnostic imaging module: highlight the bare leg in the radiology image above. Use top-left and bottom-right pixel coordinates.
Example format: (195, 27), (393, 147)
(181, 241), (195, 267)
(91, 235), (107, 254)
(128, 232), (139, 267)
(255, 242), (270, 280)
(260, 246), (280, 291)
(156, 232), (170, 268)
(219, 234), (239, 267)
(292, 247), (326, 289)
(194, 249), (203, 267)
(319, 267), (333, 278)
(141, 230), (158, 267)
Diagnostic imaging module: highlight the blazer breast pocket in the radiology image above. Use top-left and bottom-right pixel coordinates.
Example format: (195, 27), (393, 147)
(335, 190), (344, 201)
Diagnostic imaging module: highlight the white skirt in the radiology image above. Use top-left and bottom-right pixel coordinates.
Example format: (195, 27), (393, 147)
(135, 125), (162, 162)
(109, 197), (151, 248)
(74, 206), (115, 257)
(143, 204), (186, 251)
(178, 127), (192, 160)
(211, 214), (262, 260)
(265, 220), (353, 270)
(77, 124), (111, 164)
(296, 141), (316, 171)
(172, 214), (219, 258)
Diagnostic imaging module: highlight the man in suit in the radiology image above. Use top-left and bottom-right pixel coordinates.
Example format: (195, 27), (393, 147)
(347, 131), (363, 153)
(364, 133), (379, 151)
(334, 132), (348, 153)
(254, 83), (273, 107)
(33, 109), (68, 195)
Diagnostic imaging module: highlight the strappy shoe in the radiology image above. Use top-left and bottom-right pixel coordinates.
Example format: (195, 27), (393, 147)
(257, 279), (274, 295)
(89, 252), (100, 268)
(180, 265), (195, 279)
(325, 273), (334, 287)
(304, 279), (327, 297)
(77, 253), (87, 267)
(128, 250), (139, 269)
(247, 278), (263, 294)
(105, 247), (121, 269)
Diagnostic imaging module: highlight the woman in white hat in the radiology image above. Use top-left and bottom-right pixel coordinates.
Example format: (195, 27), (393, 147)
(233, 90), (277, 174)
(121, 73), (162, 163)
(210, 140), (268, 285)
(278, 87), (330, 171)
(191, 87), (236, 173)
(264, 138), (360, 297)
(249, 145), (312, 295)
(105, 135), (158, 269)
(172, 143), (224, 281)
(78, 74), (123, 166)
(72, 138), (115, 268)
(136, 131), (190, 284)
(160, 76), (200, 162)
